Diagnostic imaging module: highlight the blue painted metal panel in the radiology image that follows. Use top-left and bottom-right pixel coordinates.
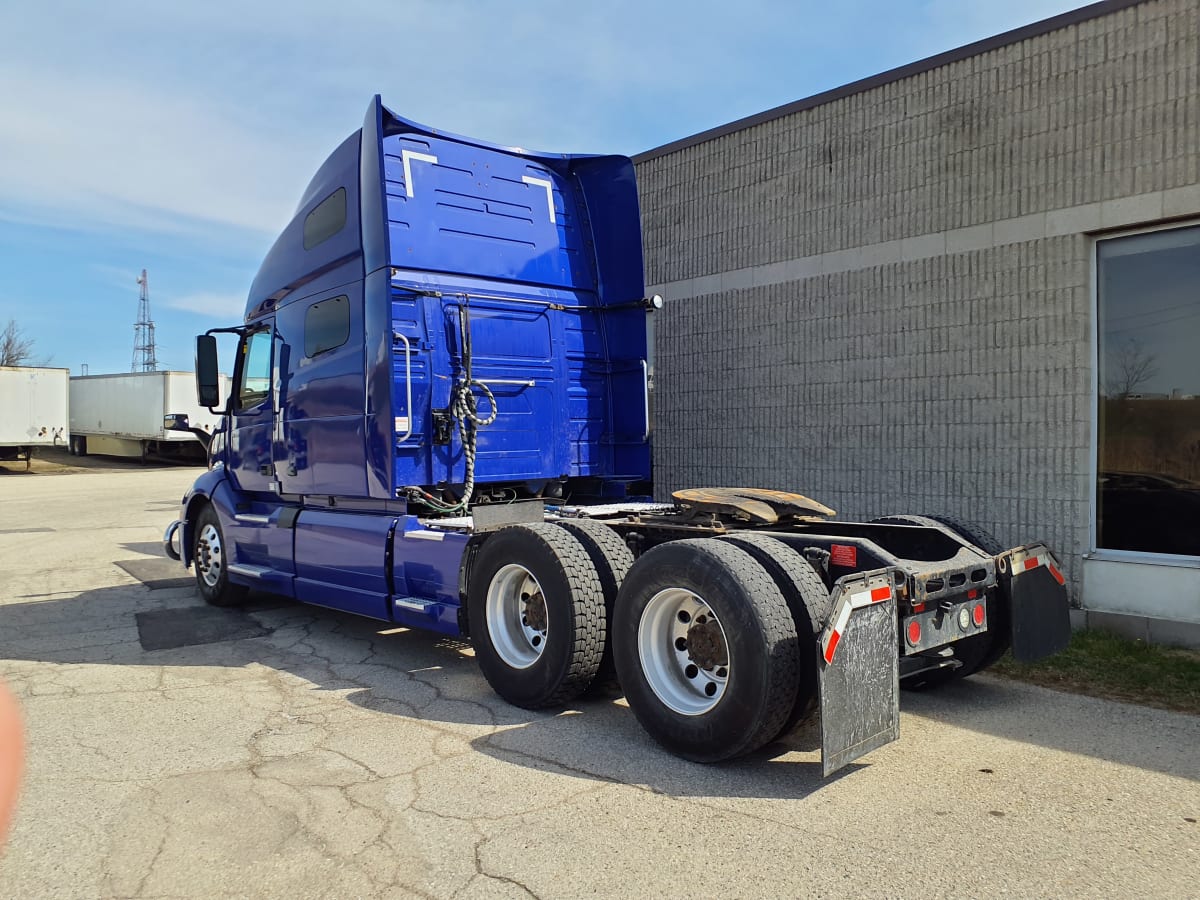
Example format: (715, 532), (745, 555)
(394, 517), (469, 634)
(276, 282), (369, 497)
(294, 509), (394, 619)
(381, 134), (597, 292)
(234, 98), (650, 503)
(203, 478), (297, 598)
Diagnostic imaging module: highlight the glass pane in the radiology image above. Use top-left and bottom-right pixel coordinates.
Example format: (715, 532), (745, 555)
(238, 330), (272, 409)
(305, 296), (350, 357)
(303, 188), (346, 250)
(1096, 225), (1200, 556)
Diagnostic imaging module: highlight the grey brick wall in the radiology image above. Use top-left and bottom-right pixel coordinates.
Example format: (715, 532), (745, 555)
(635, 0), (1200, 592)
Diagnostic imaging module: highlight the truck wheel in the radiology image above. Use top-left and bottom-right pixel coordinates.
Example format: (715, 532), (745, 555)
(612, 539), (799, 762)
(718, 533), (831, 739)
(555, 518), (634, 696)
(873, 514), (1006, 687)
(468, 523), (605, 709)
(193, 505), (248, 607)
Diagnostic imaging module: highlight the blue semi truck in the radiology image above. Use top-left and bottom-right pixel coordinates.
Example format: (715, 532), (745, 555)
(164, 97), (1070, 774)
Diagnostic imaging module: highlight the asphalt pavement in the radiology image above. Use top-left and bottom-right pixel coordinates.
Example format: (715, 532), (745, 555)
(0, 464), (1196, 898)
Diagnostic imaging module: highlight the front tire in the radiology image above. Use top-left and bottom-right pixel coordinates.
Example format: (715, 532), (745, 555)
(193, 504), (248, 607)
(612, 539), (799, 762)
(468, 524), (605, 709)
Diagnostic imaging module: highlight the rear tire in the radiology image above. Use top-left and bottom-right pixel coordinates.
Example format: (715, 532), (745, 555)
(612, 539), (799, 762)
(468, 523), (605, 709)
(554, 519), (633, 696)
(193, 504), (248, 607)
(718, 533), (831, 739)
(873, 514), (1006, 688)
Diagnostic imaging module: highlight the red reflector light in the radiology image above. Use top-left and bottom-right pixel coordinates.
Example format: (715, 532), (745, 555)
(823, 631), (841, 664)
(906, 620), (922, 645)
(973, 603), (985, 626)
(967, 589), (978, 600)
(911, 602), (926, 613)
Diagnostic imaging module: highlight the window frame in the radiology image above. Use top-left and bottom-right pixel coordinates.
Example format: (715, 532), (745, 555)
(1089, 219), (1200, 567)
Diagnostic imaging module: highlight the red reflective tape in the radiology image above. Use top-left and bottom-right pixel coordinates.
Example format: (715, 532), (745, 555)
(823, 630), (841, 664)
(1024, 558), (1039, 571)
(830, 544), (857, 567)
(870, 586), (891, 603)
(1049, 564), (1065, 585)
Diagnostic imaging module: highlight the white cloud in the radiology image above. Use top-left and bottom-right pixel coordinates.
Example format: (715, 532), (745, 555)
(160, 292), (246, 319)
(0, 0), (1088, 245)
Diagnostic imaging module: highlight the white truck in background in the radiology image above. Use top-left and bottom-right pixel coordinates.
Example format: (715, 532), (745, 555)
(69, 371), (228, 463)
(0, 366), (69, 469)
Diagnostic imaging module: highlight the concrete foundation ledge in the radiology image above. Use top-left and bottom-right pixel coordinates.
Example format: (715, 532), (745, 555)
(1070, 608), (1200, 650)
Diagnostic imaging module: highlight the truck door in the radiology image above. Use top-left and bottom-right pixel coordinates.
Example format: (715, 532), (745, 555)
(228, 324), (279, 495)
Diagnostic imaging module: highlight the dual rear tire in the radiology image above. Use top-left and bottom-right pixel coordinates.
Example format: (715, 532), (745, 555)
(469, 525), (817, 762)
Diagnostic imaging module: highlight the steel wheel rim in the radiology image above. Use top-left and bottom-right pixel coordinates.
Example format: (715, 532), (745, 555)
(196, 522), (223, 588)
(486, 563), (548, 669)
(638, 588), (730, 716)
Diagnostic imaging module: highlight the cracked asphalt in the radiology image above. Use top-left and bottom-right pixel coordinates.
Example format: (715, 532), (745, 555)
(0, 466), (1197, 899)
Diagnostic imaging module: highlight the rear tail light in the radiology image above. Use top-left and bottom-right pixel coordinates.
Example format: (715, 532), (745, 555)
(906, 620), (922, 646)
(972, 603), (985, 626)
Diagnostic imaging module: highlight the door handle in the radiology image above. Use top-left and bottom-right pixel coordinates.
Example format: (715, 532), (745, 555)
(259, 464), (272, 476)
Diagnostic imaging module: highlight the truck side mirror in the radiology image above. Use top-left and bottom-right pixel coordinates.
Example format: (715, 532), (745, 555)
(196, 335), (221, 408)
(164, 413), (191, 432)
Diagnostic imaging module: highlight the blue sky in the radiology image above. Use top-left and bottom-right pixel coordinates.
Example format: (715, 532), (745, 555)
(0, 0), (1084, 375)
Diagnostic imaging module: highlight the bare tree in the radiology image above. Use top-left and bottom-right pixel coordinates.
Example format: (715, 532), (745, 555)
(0, 319), (37, 367)
(1106, 337), (1159, 399)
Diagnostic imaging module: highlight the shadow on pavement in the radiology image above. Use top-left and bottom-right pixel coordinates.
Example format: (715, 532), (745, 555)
(1, 563), (1196, 795)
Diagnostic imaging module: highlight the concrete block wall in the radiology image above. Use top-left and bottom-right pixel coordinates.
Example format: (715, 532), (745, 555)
(635, 0), (1200, 595)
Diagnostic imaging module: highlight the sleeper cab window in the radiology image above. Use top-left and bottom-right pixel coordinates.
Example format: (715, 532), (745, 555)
(305, 296), (350, 358)
(302, 187), (346, 250)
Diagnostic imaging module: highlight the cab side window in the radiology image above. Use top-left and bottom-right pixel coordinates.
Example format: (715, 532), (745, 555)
(237, 329), (272, 409)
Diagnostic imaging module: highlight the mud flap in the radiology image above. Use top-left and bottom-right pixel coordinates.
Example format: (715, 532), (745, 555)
(999, 545), (1071, 663)
(818, 571), (900, 777)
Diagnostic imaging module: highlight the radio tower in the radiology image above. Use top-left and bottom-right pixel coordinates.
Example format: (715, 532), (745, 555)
(131, 268), (158, 372)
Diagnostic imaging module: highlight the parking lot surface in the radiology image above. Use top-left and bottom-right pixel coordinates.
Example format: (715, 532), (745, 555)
(0, 465), (1197, 898)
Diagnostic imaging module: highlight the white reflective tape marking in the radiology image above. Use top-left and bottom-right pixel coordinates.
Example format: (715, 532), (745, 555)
(402, 150), (439, 198)
(822, 599), (854, 662)
(522, 175), (556, 223)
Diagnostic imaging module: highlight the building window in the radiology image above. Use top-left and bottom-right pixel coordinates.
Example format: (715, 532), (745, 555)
(303, 187), (346, 250)
(237, 329), (272, 409)
(305, 296), (350, 357)
(1096, 224), (1200, 557)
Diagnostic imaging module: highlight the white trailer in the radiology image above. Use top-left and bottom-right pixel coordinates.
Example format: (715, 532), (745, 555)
(0, 366), (70, 468)
(69, 371), (228, 462)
